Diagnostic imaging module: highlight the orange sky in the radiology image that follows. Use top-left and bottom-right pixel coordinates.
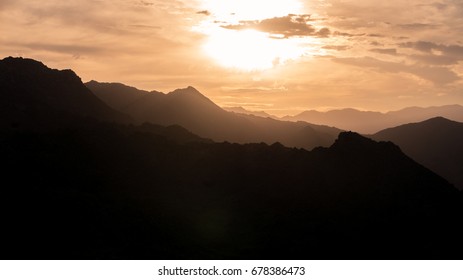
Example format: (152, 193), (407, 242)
(1, 0), (463, 115)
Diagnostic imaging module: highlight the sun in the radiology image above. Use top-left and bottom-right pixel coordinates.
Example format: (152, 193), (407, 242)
(203, 29), (305, 71)
(197, 0), (309, 71)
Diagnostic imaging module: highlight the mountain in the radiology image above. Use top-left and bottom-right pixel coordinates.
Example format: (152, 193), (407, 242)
(392, 105), (463, 123)
(2, 125), (462, 259)
(87, 81), (342, 150)
(283, 105), (463, 134)
(283, 108), (386, 134)
(371, 117), (463, 190)
(223, 106), (277, 119)
(0, 57), (130, 129)
(2, 57), (462, 259)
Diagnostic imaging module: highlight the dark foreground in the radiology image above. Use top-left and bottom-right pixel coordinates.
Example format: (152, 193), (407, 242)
(1, 121), (462, 259)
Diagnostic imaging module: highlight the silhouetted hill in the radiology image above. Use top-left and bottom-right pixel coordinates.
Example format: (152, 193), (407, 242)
(87, 81), (342, 150)
(283, 105), (463, 133)
(0, 57), (130, 129)
(2, 127), (462, 259)
(371, 117), (463, 190)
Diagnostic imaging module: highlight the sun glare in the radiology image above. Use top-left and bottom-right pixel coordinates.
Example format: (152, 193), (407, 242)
(203, 29), (305, 71)
(197, 0), (310, 71)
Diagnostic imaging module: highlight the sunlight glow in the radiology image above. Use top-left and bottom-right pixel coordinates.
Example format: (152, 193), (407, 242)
(200, 0), (304, 21)
(198, 0), (312, 71)
(203, 29), (305, 71)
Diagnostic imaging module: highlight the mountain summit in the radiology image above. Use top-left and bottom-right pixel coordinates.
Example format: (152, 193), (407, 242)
(0, 57), (129, 128)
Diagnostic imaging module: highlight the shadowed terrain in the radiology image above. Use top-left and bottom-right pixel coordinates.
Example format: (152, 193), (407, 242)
(1, 57), (462, 260)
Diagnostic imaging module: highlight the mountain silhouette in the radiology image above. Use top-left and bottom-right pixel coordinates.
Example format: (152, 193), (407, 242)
(283, 105), (463, 134)
(2, 57), (462, 260)
(87, 81), (342, 150)
(0, 57), (130, 130)
(224, 106), (277, 119)
(371, 117), (463, 190)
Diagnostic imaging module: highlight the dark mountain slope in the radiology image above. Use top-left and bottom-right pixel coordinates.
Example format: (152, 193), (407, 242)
(85, 80), (160, 110)
(87, 81), (341, 150)
(0, 57), (130, 129)
(372, 117), (463, 190)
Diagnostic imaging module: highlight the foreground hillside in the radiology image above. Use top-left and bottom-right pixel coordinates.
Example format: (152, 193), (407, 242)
(2, 122), (462, 259)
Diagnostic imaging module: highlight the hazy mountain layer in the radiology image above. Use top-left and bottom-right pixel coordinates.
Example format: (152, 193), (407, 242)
(283, 105), (463, 134)
(223, 106), (278, 119)
(87, 81), (342, 150)
(372, 117), (463, 190)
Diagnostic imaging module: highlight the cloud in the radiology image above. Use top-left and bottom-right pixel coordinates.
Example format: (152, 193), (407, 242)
(332, 31), (365, 37)
(316, 27), (331, 38)
(397, 23), (439, 30)
(0, 0), (15, 9)
(323, 45), (350, 51)
(400, 41), (463, 57)
(400, 41), (440, 53)
(409, 54), (460, 65)
(197, 10), (211, 16)
(20, 43), (103, 56)
(368, 34), (384, 38)
(399, 41), (463, 65)
(333, 56), (460, 85)
(370, 48), (398, 55)
(138, 1), (154, 6)
(222, 14), (330, 38)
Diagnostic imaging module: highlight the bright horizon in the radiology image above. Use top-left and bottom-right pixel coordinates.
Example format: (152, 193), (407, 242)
(1, 0), (463, 116)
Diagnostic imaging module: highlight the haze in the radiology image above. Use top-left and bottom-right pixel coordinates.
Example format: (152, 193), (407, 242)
(1, 0), (463, 115)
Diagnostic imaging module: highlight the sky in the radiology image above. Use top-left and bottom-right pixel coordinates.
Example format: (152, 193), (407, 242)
(1, 0), (463, 115)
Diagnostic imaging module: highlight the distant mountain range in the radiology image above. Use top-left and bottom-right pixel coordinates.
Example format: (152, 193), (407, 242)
(282, 105), (463, 134)
(223, 106), (278, 119)
(87, 81), (342, 150)
(1, 56), (463, 259)
(371, 117), (463, 190)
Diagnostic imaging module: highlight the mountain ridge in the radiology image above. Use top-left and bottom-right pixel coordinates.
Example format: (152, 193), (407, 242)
(0, 57), (130, 128)
(87, 80), (342, 150)
(283, 105), (463, 133)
